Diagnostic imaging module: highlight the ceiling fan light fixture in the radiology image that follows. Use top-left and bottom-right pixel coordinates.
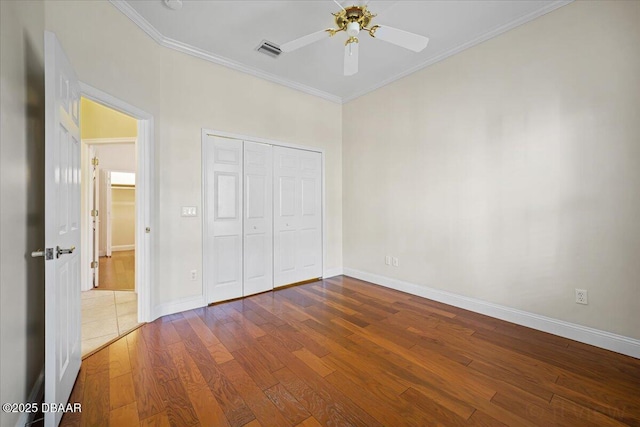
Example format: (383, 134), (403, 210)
(279, 4), (429, 77)
(346, 22), (360, 37)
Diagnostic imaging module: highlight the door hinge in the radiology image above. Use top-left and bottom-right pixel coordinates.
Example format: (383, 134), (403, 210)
(91, 157), (99, 166)
(91, 261), (98, 268)
(91, 209), (99, 217)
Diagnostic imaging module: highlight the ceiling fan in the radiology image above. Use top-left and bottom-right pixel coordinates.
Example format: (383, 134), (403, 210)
(279, 3), (429, 76)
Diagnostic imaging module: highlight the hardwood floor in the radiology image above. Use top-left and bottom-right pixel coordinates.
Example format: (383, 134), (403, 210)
(98, 250), (135, 291)
(61, 276), (640, 426)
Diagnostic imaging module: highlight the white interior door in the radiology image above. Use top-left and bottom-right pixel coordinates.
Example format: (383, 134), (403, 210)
(273, 146), (322, 287)
(44, 31), (82, 427)
(204, 136), (243, 303)
(243, 141), (273, 296)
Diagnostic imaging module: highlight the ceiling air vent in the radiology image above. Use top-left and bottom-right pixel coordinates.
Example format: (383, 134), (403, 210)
(256, 40), (282, 58)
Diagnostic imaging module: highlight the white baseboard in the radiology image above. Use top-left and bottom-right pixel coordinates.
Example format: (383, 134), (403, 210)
(111, 244), (135, 252)
(323, 267), (343, 279)
(153, 295), (206, 320)
(343, 268), (640, 359)
(15, 367), (44, 427)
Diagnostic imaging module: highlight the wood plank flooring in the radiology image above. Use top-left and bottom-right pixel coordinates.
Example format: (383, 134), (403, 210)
(61, 276), (640, 426)
(98, 250), (135, 291)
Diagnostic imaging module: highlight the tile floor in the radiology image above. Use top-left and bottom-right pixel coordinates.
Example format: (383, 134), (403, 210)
(81, 289), (141, 356)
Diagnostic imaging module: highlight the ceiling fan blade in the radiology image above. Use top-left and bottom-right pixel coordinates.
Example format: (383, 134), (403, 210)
(371, 25), (429, 52)
(344, 41), (359, 76)
(280, 29), (330, 53)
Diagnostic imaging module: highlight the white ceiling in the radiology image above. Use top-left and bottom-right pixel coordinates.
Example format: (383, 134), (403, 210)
(114, 0), (570, 103)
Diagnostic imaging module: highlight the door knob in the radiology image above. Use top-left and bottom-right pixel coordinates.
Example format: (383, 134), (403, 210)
(56, 246), (76, 258)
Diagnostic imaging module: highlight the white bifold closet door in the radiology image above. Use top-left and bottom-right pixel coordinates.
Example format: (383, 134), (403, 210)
(205, 137), (322, 304)
(206, 136), (243, 302)
(273, 146), (322, 287)
(243, 141), (273, 296)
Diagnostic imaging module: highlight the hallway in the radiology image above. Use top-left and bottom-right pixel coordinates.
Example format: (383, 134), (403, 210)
(99, 250), (135, 291)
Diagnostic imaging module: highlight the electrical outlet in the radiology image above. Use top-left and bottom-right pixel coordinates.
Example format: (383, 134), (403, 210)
(385, 256), (391, 265)
(190, 269), (197, 281)
(392, 257), (399, 267)
(575, 289), (588, 305)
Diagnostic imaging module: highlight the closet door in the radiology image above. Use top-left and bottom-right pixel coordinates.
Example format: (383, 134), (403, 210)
(297, 149), (323, 280)
(273, 146), (322, 287)
(205, 136), (243, 303)
(243, 141), (273, 296)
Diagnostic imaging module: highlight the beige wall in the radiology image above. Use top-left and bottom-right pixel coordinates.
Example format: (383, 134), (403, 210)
(45, 0), (342, 307)
(93, 143), (136, 172)
(0, 1), (46, 425)
(111, 187), (136, 248)
(343, 1), (640, 339)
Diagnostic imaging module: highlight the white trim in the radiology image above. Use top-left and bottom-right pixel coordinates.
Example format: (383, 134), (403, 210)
(109, 0), (571, 105)
(201, 131), (210, 305)
(81, 143), (94, 292)
(323, 267), (343, 279)
(321, 149), (327, 283)
(108, 0), (341, 104)
(82, 137), (136, 145)
(343, 268), (640, 359)
(112, 244), (135, 252)
(202, 128), (326, 305)
(154, 295), (206, 319)
(15, 368), (44, 427)
(202, 129), (325, 155)
(80, 82), (155, 323)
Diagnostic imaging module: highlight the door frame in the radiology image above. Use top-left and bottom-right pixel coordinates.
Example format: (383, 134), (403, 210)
(201, 128), (326, 305)
(81, 83), (154, 322)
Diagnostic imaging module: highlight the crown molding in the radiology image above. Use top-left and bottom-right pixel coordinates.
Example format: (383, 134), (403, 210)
(108, 0), (342, 104)
(110, 0), (164, 43)
(110, 0), (572, 105)
(342, 0), (573, 103)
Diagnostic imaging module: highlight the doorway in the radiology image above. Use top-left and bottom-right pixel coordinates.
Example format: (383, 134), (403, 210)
(79, 97), (141, 356)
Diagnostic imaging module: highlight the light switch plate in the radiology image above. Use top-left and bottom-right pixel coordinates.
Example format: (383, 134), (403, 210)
(181, 206), (197, 217)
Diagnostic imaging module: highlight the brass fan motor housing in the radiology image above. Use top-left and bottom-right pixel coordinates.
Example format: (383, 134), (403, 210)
(333, 5), (375, 32)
